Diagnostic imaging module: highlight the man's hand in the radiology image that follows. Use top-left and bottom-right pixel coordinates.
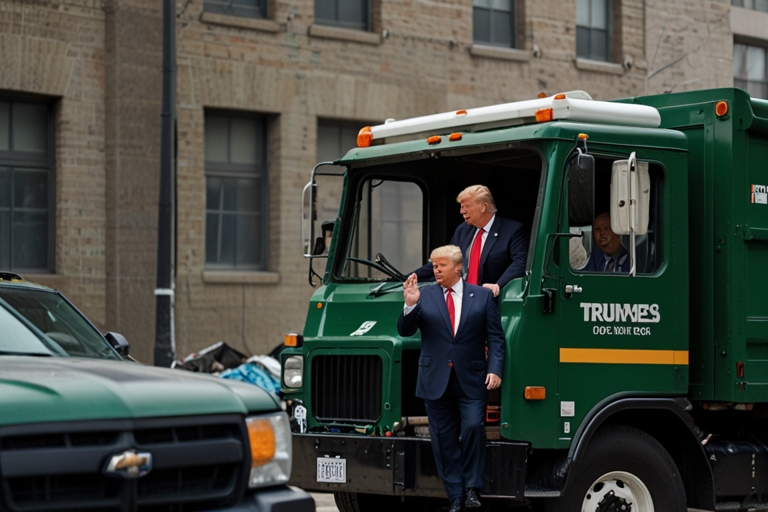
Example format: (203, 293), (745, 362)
(483, 283), (500, 297)
(403, 273), (420, 307)
(486, 373), (501, 390)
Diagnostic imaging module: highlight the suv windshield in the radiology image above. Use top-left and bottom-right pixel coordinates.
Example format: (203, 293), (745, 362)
(0, 286), (120, 360)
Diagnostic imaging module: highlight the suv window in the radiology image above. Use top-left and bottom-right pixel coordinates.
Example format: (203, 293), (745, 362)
(0, 286), (120, 360)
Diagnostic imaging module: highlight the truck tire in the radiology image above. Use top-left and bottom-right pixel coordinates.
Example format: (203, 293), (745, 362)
(546, 425), (686, 512)
(334, 492), (442, 512)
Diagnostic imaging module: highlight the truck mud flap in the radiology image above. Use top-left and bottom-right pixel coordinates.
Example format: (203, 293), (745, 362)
(290, 433), (528, 500)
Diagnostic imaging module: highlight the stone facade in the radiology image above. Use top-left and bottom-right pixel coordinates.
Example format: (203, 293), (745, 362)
(0, 0), (752, 363)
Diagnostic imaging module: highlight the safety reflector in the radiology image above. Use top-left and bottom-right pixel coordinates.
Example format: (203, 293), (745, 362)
(524, 386), (546, 400)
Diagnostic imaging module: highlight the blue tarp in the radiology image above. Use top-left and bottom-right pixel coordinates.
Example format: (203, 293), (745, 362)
(219, 363), (280, 395)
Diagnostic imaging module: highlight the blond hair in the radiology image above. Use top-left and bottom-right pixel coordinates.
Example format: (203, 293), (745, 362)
(457, 184), (497, 213)
(430, 245), (463, 265)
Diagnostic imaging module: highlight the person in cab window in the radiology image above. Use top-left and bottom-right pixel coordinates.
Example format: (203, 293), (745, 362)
(414, 185), (528, 297)
(583, 212), (629, 273)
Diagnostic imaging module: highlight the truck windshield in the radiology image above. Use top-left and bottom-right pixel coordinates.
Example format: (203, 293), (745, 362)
(340, 179), (424, 280)
(334, 147), (543, 283)
(0, 287), (120, 360)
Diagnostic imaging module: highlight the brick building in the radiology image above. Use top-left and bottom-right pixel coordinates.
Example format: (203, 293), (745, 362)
(0, 0), (764, 363)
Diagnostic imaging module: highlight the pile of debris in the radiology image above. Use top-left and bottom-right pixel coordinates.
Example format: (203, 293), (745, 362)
(173, 341), (282, 396)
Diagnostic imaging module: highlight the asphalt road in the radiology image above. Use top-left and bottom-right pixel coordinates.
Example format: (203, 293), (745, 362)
(309, 491), (709, 512)
(312, 492), (339, 512)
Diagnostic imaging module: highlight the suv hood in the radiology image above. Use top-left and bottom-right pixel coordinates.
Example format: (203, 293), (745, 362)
(0, 357), (279, 427)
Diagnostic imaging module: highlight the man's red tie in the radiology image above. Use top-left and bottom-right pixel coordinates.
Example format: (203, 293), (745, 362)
(467, 229), (483, 285)
(446, 288), (456, 336)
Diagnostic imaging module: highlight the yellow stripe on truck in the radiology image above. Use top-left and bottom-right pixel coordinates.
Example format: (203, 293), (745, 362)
(560, 348), (689, 365)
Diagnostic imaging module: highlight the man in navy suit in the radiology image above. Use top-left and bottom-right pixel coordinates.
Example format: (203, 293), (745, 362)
(414, 185), (528, 297)
(581, 212), (630, 272)
(399, 245), (505, 512)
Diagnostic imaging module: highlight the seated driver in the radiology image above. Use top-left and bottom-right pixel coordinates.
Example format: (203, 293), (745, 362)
(582, 212), (629, 273)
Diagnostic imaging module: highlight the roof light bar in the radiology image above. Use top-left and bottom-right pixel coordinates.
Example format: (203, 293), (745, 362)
(356, 91), (661, 147)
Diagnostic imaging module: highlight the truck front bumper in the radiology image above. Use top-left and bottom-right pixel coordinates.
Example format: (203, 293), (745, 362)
(289, 433), (528, 500)
(208, 485), (314, 512)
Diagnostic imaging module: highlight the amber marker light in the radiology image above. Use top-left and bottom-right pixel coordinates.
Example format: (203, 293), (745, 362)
(535, 108), (553, 122)
(248, 418), (276, 467)
(427, 135), (442, 145)
(316, 302), (323, 309)
(537, 92), (547, 98)
(524, 386), (546, 400)
(455, 109), (468, 116)
(578, 133), (589, 140)
(357, 126), (373, 147)
(554, 93), (566, 100)
(715, 100), (728, 117)
(449, 133), (463, 142)
(283, 333), (303, 347)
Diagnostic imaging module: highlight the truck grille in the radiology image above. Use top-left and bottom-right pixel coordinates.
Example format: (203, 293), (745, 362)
(0, 415), (248, 512)
(311, 354), (382, 423)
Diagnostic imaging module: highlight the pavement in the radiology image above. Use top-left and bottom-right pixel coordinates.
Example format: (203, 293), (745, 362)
(312, 492), (339, 512)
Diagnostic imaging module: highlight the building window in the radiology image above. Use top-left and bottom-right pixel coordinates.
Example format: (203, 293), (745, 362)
(315, 0), (369, 31)
(732, 0), (768, 12)
(0, 100), (53, 273)
(473, 0), (516, 48)
(317, 120), (358, 163)
(205, 113), (268, 270)
(576, 0), (610, 61)
(203, 0), (266, 18)
(735, 43), (768, 99)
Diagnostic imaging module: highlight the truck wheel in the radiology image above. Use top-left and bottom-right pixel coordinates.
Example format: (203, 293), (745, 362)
(334, 492), (441, 512)
(546, 425), (686, 512)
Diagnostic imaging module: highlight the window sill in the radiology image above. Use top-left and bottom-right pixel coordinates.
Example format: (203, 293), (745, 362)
(469, 45), (530, 62)
(308, 24), (381, 45)
(200, 12), (281, 33)
(202, 270), (280, 284)
(575, 58), (624, 75)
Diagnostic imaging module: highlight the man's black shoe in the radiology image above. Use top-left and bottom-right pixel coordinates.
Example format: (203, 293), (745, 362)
(448, 497), (464, 512)
(465, 488), (481, 508)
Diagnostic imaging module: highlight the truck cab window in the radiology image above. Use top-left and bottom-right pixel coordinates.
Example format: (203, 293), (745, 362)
(341, 179), (424, 280)
(569, 158), (662, 274)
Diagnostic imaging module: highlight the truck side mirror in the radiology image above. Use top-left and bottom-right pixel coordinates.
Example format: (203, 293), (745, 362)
(610, 154), (650, 235)
(311, 237), (326, 256)
(105, 332), (130, 357)
(577, 152), (594, 172)
(569, 154), (595, 227)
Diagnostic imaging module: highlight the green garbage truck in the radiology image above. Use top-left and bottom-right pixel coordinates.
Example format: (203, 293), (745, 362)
(282, 87), (768, 511)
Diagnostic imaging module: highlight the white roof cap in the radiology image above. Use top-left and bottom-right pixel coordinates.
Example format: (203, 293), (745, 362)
(358, 91), (661, 147)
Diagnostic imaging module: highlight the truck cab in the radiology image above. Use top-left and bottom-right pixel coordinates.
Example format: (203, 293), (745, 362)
(283, 88), (768, 512)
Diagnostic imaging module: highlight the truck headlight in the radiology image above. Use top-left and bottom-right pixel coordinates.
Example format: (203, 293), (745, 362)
(283, 356), (303, 388)
(246, 412), (292, 488)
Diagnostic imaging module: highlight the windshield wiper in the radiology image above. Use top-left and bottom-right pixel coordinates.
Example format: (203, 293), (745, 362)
(0, 350), (52, 357)
(369, 282), (404, 297)
(375, 253), (408, 281)
(347, 257), (403, 281)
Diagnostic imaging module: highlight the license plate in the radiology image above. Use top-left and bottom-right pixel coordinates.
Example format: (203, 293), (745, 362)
(317, 457), (347, 483)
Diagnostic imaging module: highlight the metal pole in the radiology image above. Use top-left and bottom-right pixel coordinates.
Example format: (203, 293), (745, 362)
(154, 0), (176, 366)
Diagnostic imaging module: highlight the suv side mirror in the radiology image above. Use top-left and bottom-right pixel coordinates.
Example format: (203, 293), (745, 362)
(610, 153), (650, 235)
(105, 332), (130, 357)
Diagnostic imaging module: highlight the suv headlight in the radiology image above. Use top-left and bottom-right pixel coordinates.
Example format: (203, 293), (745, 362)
(283, 356), (303, 388)
(246, 412), (292, 488)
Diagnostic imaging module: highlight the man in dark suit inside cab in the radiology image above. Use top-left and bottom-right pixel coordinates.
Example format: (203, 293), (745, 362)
(414, 185), (528, 297)
(398, 245), (505, 512)
(581, 212), (630, 273)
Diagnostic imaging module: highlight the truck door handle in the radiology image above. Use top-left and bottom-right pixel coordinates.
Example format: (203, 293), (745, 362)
(565, 284), (582, 299)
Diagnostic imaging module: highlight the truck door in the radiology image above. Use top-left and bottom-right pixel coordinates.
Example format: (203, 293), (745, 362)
(556, 155), (682, 440)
